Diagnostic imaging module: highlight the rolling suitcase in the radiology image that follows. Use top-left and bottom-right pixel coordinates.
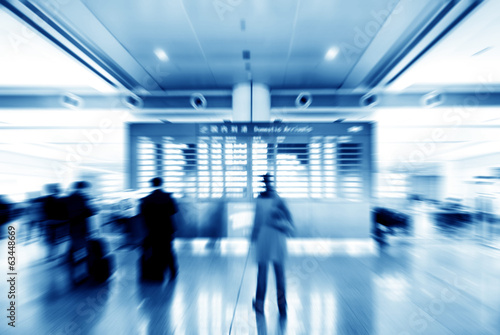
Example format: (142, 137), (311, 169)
(87, 238), (114, 282)
(71, 246), (88, 285)
(89, 255), (114, 283)
(87, 238), (108, 259)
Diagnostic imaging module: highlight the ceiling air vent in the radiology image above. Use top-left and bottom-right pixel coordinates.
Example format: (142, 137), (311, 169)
(61, 93), (83, 109)
(360, 93), (379, 108)
(122, 94), (143, 110)
(422, 91), (444, 108)
(190, 93), (207, 110)
(295, 92), (312, 109)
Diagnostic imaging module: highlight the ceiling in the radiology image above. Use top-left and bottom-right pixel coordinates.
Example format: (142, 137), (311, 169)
(79, 0), (404, 90)
(1, 0), (500, 196)
(1, 0), (485, 93)
(387, 0), (500, 90)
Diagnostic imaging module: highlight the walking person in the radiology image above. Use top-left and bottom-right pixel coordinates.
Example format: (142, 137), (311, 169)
(0, 195), (12, 240)
(25, 195), (43, 243)
(41, 184), (68, 261)
(140, 177), (179, 281)
(251, 173), (294, 317)
(66, 181), (97, 263)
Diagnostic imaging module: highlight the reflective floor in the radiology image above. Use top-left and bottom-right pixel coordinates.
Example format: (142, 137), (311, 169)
(2, 208), (500, 334)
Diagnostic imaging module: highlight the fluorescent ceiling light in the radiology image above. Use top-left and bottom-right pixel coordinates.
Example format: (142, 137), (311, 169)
(325, 47), (339, 61)
(154, 48), (169, 61)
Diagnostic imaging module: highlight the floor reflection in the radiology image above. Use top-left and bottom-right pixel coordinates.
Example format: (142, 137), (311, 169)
(2, 206), (500, 334)
(138, 280), (177, 335)
(255, 313), (267, 335)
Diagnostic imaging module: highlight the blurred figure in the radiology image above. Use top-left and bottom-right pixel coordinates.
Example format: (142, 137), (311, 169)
(41, 184), (68, 260)
(251, 173), (294, 317)
(0, 195), (12, 239)
(66, 181), (97, 263)
(24, 193), (43, 243)
(140, 177), (179, 281)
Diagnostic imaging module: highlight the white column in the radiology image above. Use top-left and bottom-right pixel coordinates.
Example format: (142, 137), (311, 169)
(232, 83), (251, 122)
(251, 83), (271, 122)
(232, 83), (271, 122)
(443, 161), (463, 201)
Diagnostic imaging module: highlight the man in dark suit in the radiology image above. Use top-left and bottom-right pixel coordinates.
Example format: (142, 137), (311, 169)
(140, 177), (179, 279)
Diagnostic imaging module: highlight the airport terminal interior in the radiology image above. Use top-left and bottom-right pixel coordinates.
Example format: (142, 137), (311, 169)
(1, 0), (500, 334)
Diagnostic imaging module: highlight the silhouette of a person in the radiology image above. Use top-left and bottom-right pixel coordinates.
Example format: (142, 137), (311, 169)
(41, 183), (68, 260)
(66, 181), (96, 262)
(0, 195), (12, 239)
(140, 177), (179, 280)
(251, 173), (294, 317)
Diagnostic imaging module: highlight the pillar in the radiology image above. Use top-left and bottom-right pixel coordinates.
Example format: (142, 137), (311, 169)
(232, 82), (271, 122)
(251, 83), (270, 122)
(232, 83), (251, 122)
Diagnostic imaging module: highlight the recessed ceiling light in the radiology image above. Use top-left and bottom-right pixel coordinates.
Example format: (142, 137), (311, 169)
(154, 48), (169, 61)
(325, 47), (339, 61)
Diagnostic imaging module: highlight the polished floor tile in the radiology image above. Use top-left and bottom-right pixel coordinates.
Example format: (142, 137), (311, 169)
(1, 210), (500, 334)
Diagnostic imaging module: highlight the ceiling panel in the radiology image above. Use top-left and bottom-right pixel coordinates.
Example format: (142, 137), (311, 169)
(1, 0), (482, 93)
(284, 0), (396, 88)
(181, 0), (299, 88)
(2, 0), (500, 173)
(51, 0), (416, 90)
(81, 0), (218, 89)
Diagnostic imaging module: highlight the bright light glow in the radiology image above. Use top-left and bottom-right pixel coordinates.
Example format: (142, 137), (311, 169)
(198, 292), (209, 335)
(220, 239), (249, 256)
(154, 48), (169, 61)
(325, 47), (339, 61)
(287, 239), (376, 256)
(324, 292), (336, 333)
(0, 10), (117, 92)
(311, 293), (322, 335)
(375, 275), (409, 301)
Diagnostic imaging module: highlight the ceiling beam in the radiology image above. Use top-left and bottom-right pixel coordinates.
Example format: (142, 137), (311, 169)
(1, 88), (500, 110)
(0, 92), (233, 110)
(271, 89), (500, 110)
